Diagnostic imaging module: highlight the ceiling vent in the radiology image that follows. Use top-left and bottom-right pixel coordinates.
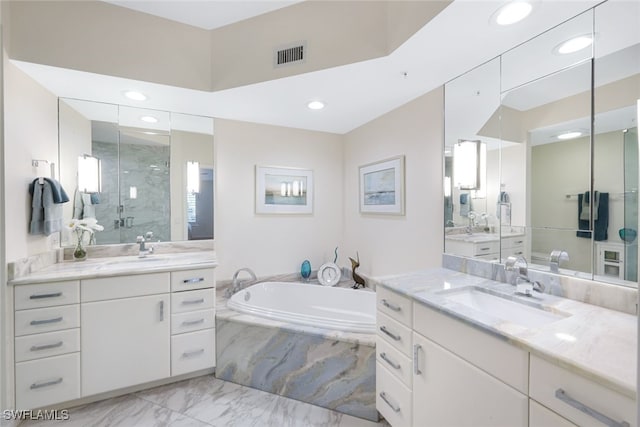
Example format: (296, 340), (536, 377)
(274, 42), (306, 68)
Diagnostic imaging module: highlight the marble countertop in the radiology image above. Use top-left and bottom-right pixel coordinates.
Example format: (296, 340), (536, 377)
(8, 251), (217, 285)
(372, 268), (637, 399)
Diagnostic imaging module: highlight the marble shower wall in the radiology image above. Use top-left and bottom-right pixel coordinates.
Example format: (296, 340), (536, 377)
(93, 141), (171, 244)
(215, 318), (377, 422)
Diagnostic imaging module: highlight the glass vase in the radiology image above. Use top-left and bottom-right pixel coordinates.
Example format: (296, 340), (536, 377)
(73, 234), (88, 261)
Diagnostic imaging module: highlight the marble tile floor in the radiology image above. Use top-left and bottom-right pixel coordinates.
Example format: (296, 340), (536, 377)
(19, 375), (390, 427)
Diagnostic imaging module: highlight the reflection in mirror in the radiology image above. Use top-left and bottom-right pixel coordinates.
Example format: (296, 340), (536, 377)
(58, 99), (214, 246)
(593, 0), (639, 285)
(444, 57), (501, 261)
(502, 61), (593, 276)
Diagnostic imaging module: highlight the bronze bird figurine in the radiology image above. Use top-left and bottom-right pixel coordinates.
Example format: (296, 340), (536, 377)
(349, 252), (366, 289)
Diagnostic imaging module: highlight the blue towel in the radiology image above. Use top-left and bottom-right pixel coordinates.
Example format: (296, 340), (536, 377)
(38, 178), (69, 204)
(460, 193), (470, 217)
(29, 180), (64, 235)
(577, 192), (608, 241)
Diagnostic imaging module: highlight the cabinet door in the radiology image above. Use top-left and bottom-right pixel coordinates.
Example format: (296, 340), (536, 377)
(82, 294), (170, 396)
(530, 399), (577, 427)
(412, 332), (527, 427)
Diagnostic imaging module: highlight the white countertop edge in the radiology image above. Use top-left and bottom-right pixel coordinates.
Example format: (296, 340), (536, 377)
(8, 251), (218, 286)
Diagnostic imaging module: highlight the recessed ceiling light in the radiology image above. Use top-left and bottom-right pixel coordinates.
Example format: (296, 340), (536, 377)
(307, 100), (325, 110)
(124, 91), (147, 101)
(554, 35), (593, 55)
(493, 1), (533, 26)
(140, 115), (158, 123)
(557, 131), (583, 140)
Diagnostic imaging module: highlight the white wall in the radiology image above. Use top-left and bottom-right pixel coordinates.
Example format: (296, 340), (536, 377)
(214, 118), (344, 280)
(4, 58), (58, 263)
(343, 88), (444, 276)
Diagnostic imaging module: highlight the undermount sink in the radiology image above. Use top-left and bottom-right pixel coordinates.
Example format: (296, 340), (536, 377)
(105, 255), (168, 266)
(441, 287), (568, 328)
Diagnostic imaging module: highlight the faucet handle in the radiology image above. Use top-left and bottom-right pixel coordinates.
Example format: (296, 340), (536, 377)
(145, 231), (154, 240)
(136, 235), (144, 243)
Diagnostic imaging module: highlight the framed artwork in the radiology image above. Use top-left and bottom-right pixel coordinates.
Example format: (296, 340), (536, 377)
(359, 155), (405, 215)
(255, 165), (313, 214)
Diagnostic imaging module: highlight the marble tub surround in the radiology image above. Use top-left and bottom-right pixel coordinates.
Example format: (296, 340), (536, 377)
(443, 253), (638, 315)
(215, 317), (377, 421)
(373, 267), (637, 398)
(8, 250), (216, 285)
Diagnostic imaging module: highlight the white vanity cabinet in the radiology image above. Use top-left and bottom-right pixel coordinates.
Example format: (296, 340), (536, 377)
(412, 304), (528, 427)
(529, 354), (636, 427)
(81, 273), (171, 396)
(445, 238), (500, 261)
(501, 235), (526, 258)
(169, 269), (216, 376)
(376, 286), (413, 427)
(14, 281), (81, 410)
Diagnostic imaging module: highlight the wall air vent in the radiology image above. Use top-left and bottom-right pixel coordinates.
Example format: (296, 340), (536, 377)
(274, 42), (306, 68)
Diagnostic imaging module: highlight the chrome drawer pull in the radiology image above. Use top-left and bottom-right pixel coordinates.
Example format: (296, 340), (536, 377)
(159, 301), (165, 321)
(30, 317), (63, 326)
(182, 277), (205, 284)
(382, 299), (402, 312)
(30, 341), (64, 352)
(30, 378), (63, 389)
(380, 352), (400, 370)
(182, 298), (205, 305)
(182, 348), (205, 358)
(413, 344), (422, 375)
(29, 292), (62, 300)
(379, 392), (400, 413)
(182, 318), (205, 326)
(555, 389), (630, 427)
(379, 326), (401, 341)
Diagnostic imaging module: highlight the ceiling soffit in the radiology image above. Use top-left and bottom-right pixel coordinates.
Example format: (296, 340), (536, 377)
(6, 0), (451, 93)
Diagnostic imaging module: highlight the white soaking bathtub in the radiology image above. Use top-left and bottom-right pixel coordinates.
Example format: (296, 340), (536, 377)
(227, 281), (376, 333)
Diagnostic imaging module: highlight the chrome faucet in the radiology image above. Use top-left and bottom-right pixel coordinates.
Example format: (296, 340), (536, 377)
(136, 231), (155, 258)
(549, 250), (569, 273)
(505, 256), (545, 297)
(226, 267), (257, 297)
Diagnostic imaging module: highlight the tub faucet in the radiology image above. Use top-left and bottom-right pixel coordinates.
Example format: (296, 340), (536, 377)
(226, 268), (257, 297)
(549, 250), (569, 273)
(505, 255), (545, 297)
(136, 231), (154, 258)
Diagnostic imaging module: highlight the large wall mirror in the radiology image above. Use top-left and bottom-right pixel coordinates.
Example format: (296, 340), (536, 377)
(444, 1), (639, 288)
(58, 98), (214, 246)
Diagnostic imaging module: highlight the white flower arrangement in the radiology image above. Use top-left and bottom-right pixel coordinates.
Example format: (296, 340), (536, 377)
(66, 218), (104, 260)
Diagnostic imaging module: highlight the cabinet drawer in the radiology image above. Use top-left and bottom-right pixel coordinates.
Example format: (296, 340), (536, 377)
(473, 241), (500, 255)
(377, 286), (412, 327)
(81, 273), (170, 302)
(15, 305), (80, 337)
(377, 311), (412, 357)
(530, 399), (577, 427)
(413, 302), (528, 394)
(171, 269), (215, 292)
(171, 288), (215, 314)
(376, 362), (412, 427)
(502, 236), (526, 249)
(15, 353), (80, 410)
(529, 355), (636, 427)
(376, 338), (412, 388)
(15, 281), (79, 310)
(171, 328), (215, 376)
(171, 309), (215, 334)
(15, 329), (80, 362)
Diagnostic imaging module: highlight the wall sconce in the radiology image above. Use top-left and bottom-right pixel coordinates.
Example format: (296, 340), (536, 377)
(453, 140), (485, 190)
(78, 154), (101, 193)
(187, 161), (200, 194)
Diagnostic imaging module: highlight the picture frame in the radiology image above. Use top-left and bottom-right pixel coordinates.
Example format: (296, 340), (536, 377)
(255, 165), (313, 214)
(359, 155), (405, 215)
